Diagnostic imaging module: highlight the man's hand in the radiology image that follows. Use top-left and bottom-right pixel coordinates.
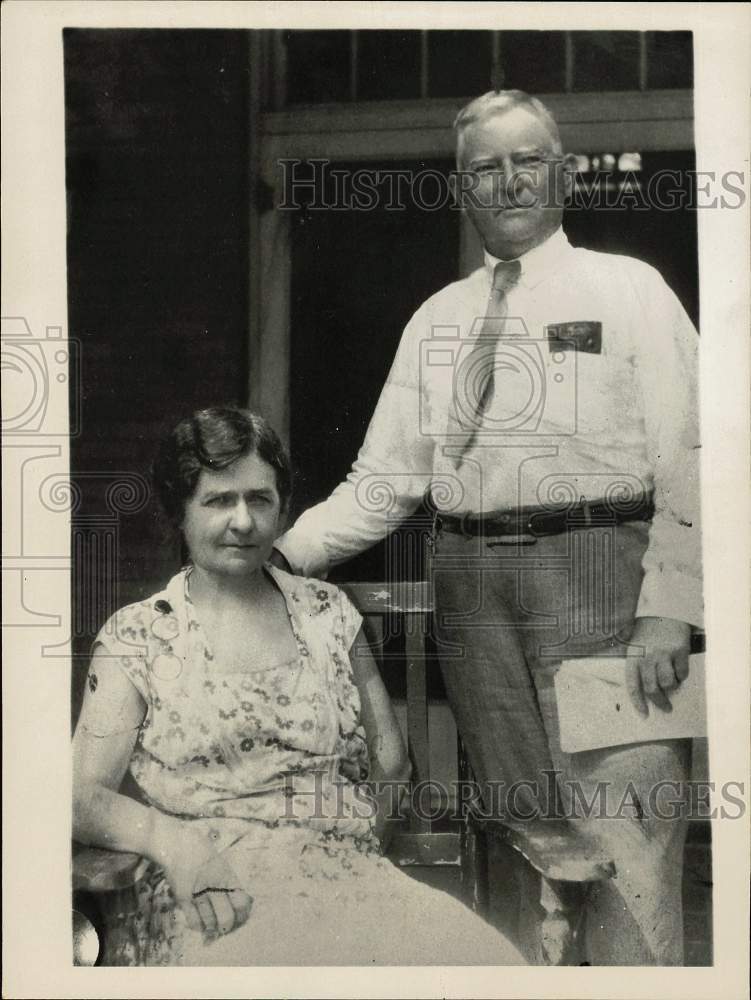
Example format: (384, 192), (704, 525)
(625, 616), (691, 716)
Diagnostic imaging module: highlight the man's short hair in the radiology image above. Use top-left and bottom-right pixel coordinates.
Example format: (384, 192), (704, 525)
(454, 90), (563, 160)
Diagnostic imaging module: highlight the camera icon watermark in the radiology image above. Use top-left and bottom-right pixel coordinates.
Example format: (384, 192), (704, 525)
(420, 319), (579, 441)
(1, 316), (81, 437)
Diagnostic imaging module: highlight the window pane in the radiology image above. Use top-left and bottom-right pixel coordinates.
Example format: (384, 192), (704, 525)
(427, 30), (493, 98)
(565, 150), (698, 326)
(285, 30), (351, 104)
(572, 31), (640, 91)
(646, 31), (693, 89)
(357, 30), (421, 101)
(500, 31), (566, 93)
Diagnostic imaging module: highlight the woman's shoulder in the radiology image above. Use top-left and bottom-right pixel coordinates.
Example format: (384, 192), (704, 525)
(95, 571), (187, 650)
(267, 565), (362, 647)
(267, 565), (355, 615)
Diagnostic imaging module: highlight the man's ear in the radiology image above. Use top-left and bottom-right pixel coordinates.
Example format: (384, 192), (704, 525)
(561, 153), (579, 202)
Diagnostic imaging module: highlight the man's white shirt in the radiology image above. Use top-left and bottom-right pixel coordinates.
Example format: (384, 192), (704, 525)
(277, 227), (702, 628)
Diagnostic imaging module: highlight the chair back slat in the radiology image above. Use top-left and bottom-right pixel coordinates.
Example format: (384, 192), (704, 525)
(405, 624), (431, 832)
(343, 581), (433, 615)
(343, 582), (436, 838)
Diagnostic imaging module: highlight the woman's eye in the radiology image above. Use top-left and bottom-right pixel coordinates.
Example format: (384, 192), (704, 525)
(243, 495), (272, 507)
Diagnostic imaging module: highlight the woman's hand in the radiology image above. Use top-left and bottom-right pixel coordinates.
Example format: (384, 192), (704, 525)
(153, 820), (253, 941)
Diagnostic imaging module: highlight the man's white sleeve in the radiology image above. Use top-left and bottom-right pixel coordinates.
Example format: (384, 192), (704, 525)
(276, 308), (436, 578)
(631, 266), (703, 628)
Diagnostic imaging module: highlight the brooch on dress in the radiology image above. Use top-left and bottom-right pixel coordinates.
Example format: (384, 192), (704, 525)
(151, 599), (182, 679)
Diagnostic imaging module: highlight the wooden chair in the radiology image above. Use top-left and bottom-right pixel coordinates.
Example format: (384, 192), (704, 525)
(342, 581), (464, 871)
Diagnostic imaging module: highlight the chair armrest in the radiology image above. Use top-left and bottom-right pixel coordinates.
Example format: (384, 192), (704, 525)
(471, 817), (616, 883)
(73, 846), (151, 893)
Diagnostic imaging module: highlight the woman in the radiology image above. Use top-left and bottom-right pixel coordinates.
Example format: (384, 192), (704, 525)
(73, 407), (524, 966)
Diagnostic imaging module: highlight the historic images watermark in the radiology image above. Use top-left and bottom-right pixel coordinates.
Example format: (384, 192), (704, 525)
(277, 158), (747, 213)
(282, 770), (746, 824)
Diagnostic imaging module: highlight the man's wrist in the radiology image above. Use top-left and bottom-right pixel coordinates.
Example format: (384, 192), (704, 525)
(269, 546), (293, 573)
(634, 615), (691, 632)
(631, 616), (692, 651)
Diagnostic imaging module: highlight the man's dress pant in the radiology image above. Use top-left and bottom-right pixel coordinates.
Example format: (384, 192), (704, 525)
(432, 520), (690, 965)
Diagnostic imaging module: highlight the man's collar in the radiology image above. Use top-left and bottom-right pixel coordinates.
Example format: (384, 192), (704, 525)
(483, 227), (570, 290)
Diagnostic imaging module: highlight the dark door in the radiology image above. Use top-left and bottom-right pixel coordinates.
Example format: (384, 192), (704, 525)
(289, 158), (461, 582)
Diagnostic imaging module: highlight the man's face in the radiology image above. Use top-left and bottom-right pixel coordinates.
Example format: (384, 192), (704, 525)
(457, 106), (570, 260)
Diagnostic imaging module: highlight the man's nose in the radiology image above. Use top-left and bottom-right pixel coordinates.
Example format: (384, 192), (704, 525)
(506, 159), (535, 187)
(492, 160), (531, 206)
(229, 501), (254, 533)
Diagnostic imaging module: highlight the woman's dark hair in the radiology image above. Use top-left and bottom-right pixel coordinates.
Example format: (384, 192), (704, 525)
(152, 407), (293, 528)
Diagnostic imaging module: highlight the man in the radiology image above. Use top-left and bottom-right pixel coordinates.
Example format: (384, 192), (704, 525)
(273, 90), (702, 965)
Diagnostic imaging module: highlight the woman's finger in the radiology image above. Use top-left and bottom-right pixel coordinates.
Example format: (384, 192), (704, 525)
(193, 894), (218, 935)
(175, 893), (203, 932)
(227, 889), (253, 926)
(208, 891), (236, 936)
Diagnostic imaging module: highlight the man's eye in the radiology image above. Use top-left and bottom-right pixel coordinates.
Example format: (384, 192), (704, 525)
(207, 496), (233, 507)
(474, 164), (499, 175)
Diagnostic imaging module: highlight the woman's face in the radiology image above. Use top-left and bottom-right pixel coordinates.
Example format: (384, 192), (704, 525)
(181, 451), (284, 580)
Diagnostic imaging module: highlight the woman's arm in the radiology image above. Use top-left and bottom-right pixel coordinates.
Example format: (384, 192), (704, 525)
(348, 628), (412, 850)
(73, 647), (158, 853)
(73, 649), (251, 937)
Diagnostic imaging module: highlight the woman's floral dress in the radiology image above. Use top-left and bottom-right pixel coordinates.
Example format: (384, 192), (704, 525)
(89, 565), (523, 966)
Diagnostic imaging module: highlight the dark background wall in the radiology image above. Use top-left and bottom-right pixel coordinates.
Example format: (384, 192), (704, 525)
(64, 29), (251, 714)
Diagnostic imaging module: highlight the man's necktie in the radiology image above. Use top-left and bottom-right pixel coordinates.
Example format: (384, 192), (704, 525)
(447, 259), (522, 467)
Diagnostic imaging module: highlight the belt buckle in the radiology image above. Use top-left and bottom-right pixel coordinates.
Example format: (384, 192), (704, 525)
(486, 508), (538, 546)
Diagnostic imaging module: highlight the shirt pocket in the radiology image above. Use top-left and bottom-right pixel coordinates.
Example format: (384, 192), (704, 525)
(564, 341), (639, 437)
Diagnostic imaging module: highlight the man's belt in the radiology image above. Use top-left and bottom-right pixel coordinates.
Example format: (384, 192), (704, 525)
(438, 493), (655, 540)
